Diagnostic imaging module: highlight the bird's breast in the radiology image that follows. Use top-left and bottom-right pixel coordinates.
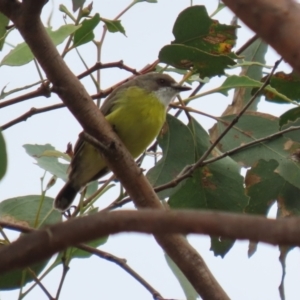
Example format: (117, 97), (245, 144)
(106, 87), (167, 158)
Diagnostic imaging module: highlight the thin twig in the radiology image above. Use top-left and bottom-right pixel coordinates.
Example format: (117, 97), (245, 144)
(77, 60), (140, 80)
(25, 268), (55, 300)
(1, 103), (64, 130)
(55, 256), (69, 300)
(185, 58), (283, 174)
(170, 103), (221, 122)
(235, 34), (259, 55)
(71, 174), (116, 217)
(0, 82), (50, 109)
(61, 7), (82, 58)
(158, 111), (292, 191)
(77, 244), (165, 300)
(202, 125), (300, 165)
(101, 196), (132, 211)
(96, 0), (138, 101)
(174, 81), (205, 118)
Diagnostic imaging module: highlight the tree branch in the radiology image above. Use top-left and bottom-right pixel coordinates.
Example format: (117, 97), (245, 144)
(77, 244), (164, 300)
(1, 209), (300, 275)
(0, 82), (50, 109)
(222, 0), (300, 74)
(1, 103), (64, 130)
(0, 2), (227, 299)
(77, 60), (141, 79)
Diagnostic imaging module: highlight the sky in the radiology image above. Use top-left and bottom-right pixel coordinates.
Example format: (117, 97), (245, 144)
(0, 1), (299, 299)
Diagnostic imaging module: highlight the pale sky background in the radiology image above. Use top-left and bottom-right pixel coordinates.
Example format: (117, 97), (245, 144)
(1, 1), (299, 299)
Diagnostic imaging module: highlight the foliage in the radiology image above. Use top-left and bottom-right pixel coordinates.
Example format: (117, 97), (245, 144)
(0, 1), (299, 299)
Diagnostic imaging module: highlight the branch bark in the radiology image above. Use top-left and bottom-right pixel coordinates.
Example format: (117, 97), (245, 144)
(1, 209), (300, 274)
(0, 1), (228, 299)
(222, 0), (300, 74)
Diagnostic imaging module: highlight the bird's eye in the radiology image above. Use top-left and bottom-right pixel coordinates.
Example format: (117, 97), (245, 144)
(158, 78), (166, 85)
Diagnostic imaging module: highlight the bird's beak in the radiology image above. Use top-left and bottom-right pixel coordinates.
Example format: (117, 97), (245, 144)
(171, 83), (192, 92)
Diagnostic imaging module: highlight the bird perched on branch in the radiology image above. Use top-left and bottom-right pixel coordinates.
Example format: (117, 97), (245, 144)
(54, 72), (191, 211)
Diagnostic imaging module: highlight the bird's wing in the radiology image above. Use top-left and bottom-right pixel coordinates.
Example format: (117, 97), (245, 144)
(100, 79), (134, 115)
(73, 77), (138, 158)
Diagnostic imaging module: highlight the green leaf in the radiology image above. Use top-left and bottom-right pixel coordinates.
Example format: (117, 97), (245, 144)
(245, 159), (281, 215)
(46, 25), (80, 46)
(172, 6), (238, 57)
(0, 195), (61, 227)
(0, 195), (61, 290)
(101, 18), (126, 35)
(213, 75), (292, 103)
(159, 44), (235, 78)
(147, 114), (195, 199)
(169, 118), (248, 211)
(279, 107), (300, 128)
(281, 117), (300, 143)
(159, 5), (238, 78)
(217, 75), (264, 96)
(0, 263), (49, 290)
(54, 235), (108, 263)
(59, 4), (76, 22)
(238, 39), (268, 77)
(72, 0), (86, 12)
(0, 129), (7, 180)
(73, 14), (101, 47)
(212, 112), (300, 190)
(236, 39), (268, 110)
(85, 181), (98, 198)
(0, 12), (9, 51)
(262, 71), (300, 103)
(245, 159), (300, 216)
(0, 25), (80, 66)
(0, 42), (34, 67)
(169, 118), (248, 256)
(23, 144), (69, 181)
(165, 254), (198, 300)
(67, 236), (108, 259)
(210, 238), (235, 258)
(169, 118), (247, 213)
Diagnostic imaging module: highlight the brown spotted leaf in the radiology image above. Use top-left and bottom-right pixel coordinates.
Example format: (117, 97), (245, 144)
(159, 5), (237, 78)
(261, 71), (300, 103)
(211, 111), (300, 190)
(169, 118), (248, 257)
(172, 5), (238, 57)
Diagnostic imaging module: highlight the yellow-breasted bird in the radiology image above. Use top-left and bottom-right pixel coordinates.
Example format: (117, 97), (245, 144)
(54, 72), (191, 211)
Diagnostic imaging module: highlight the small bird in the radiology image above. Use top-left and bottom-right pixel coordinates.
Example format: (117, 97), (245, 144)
(54, 72), (191, 211)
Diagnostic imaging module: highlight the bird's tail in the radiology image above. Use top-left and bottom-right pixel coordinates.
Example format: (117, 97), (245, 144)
(54, 182), (79, 211)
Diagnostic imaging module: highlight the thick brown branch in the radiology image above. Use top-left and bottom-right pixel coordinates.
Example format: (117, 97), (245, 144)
(1, 210), (300, 275)
(222, 0), (300, 74)
(0, 0), (21, 16)
(0, 3), (227, 299)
